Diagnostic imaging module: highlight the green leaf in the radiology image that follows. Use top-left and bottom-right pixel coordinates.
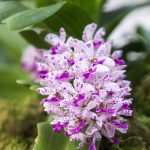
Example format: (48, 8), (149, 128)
(35, 0), (103, 19)
(0, 25), (28, 62)
(67, 0), (101, 19)
(115, 40), (145, 60)
(33, 122), (76, 150)
(44, 3), (93, 38)
(136, 27), (150, 52)
(100, 2), (150, 37)
(0, 1), (27, 22)
(0, 64), (34, 100)
(3, 1), (66, 30)
(20, 30), (50, 49)
(16, 79), (31, 87)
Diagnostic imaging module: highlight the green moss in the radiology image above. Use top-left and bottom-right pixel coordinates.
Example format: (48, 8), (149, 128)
(0, 99), (47, 150)
(134, 75), (150, 116)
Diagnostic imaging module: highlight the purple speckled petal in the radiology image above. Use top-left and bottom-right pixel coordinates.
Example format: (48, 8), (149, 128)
(97, 108), (115, 114)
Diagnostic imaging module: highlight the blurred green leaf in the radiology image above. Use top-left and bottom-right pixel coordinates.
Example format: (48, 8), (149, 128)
(44, 3), (93, 38)
(0, 25), (27, 62)
(20, 30), (50, 49)
(67, 0), (101, 19)
(100, 2), (150, 37)
(0, 1), (27, 22)
(136, 26), (150, 52)
(116, 40), (145, 60)
(16, 79), (31, 87)
(33, 122), (76, 150)
(127, 54), (150, 87)
(3, 1), (66, 30)
(121, 40), (145, 53)
(35, 0), (103, 19)
(0, 64), (34, 100)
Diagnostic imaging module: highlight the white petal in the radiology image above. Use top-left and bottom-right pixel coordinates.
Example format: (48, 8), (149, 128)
(36, 62), (48, 71)
(84, 40), (95, 58)
(111, 50), (123, 58)
(81, 83), (95, 94)
(94, 27), (105, 41)
(45, 33), (60, 45)
(98, 56), (115, 68)
(96, 42), (112, 56)
(86, 101), (97, 111)
(59, 28), (66, 43)
(82, 23), (97, 42)
(73, 77), (84, 91)
(94, 64), (110, 74)
(105, 82), (121, 92)
(36, 87), (51, 95)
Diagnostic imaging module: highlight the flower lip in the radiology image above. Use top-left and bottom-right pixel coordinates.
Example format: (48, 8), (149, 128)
(73, 93), (85, 106)
(50, 46), (58, 55)
(114, 58), (125, 65)
(67, 59), (75, 65)
(40, 97), (59, 105)
(37, 70), (48, 79)
(55, 71), (70, 80)
(93, 41), (103, 49)
(82, 68), (94, 79)
(52, 122), (68, 133)
(68, 120), (87, 135)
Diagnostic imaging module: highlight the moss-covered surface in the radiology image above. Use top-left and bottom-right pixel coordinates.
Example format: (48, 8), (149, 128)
(0, 99), (47, 150)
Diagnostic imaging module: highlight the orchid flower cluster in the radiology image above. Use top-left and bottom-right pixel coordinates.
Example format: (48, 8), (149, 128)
(22, 23), (133, 150)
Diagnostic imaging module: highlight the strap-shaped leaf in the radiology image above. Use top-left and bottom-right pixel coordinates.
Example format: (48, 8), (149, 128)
(3, 1), (66, 30)
(0, 25), (27, 62)
(33, 122), (76, 150)
(0, 1), (27, 22)
(36, 0), (105, 20)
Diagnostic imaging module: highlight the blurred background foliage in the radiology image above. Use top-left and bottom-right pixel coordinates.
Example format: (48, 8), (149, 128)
(0, 0), (150, 149)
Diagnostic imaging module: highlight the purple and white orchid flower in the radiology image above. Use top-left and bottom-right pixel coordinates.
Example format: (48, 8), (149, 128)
(26, 23), (133, 150)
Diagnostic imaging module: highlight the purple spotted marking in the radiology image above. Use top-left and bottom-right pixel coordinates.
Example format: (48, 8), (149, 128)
(73, 94), (85, 106)
(110, 121), (128, 129)
(56, 72), (70, 80)
(67, 59), (75, 65)
(97, 108), (115, 114)
(114, 58), (124, 65)
(40, 97), (59, 105)
(68, 120), (87, 135)
(93, 41), (103, 49)
(83, 68), (93, 79)
(52, 122), (68, 133)
(37, 70), (48, 79)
